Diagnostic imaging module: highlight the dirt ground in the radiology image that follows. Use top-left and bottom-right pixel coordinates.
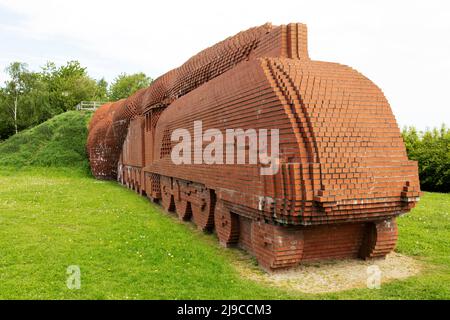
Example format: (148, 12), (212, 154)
(236, 252), (422, 294)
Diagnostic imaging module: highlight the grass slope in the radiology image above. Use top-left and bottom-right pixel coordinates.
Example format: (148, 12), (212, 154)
(0, 111), (92, 170)
(0, 167), (449, 299)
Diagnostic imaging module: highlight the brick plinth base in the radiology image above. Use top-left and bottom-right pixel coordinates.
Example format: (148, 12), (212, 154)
(251, 221), (305, 271)
(237, 217), (397, 272)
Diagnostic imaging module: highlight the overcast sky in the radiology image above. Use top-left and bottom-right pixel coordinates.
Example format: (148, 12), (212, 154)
(0, 0), (449, 130)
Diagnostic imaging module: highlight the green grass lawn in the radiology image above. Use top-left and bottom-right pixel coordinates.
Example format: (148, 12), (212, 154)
(0, 166), (449, 299)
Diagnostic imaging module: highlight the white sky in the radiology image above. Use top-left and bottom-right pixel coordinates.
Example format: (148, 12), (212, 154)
(0, 0), (449, 130)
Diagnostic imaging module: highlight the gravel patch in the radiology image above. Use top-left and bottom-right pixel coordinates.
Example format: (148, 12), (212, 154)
(236, 252), (422, 294)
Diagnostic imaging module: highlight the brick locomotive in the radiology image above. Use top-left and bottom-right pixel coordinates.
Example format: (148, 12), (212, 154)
(87, 23), (421, 271)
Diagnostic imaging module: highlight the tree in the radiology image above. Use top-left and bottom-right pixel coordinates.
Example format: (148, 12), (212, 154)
(3, 62), (29, 134)
(41, 61), (100, 112)
(0, 62), (49, 138)
(0, 62), (53, 138)
(95, 78), (109, 101)
(0, 88), (15, 140)
(109, 72), (152, 101)
(402, 125), (450, 192)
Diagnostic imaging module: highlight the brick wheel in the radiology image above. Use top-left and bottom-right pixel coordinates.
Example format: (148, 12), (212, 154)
(360, 218), (398, 259)
(160, 176), (175, 212)
(251, 221), (304, 271)
(214, 200), (239, 247)
(191, 188), (215, 232)
(175, 199), (192, 221)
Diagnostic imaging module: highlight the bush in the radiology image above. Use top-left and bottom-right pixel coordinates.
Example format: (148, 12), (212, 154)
(402, 125), (450, 192)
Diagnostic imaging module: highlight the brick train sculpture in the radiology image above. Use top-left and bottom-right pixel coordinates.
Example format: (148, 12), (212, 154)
(87, 23), (421, 271)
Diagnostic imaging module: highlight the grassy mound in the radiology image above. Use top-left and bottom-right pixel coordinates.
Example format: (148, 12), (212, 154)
(0, 111), (92, 169)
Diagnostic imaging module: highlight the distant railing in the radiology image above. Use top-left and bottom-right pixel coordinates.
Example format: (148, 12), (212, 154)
(75, 101), (106, 111)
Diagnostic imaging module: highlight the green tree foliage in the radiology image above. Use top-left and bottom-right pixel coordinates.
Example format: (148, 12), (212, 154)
(1, 62), (50, 137)
(41, 61), (103, 112)
(0, 60), (115, 140)
(0, 88), (14, 140)
(95, 78), (109, 102)
(0, 62), (153, 141)
(402, 125), (450, 192)
(109, 72), (152, 101)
